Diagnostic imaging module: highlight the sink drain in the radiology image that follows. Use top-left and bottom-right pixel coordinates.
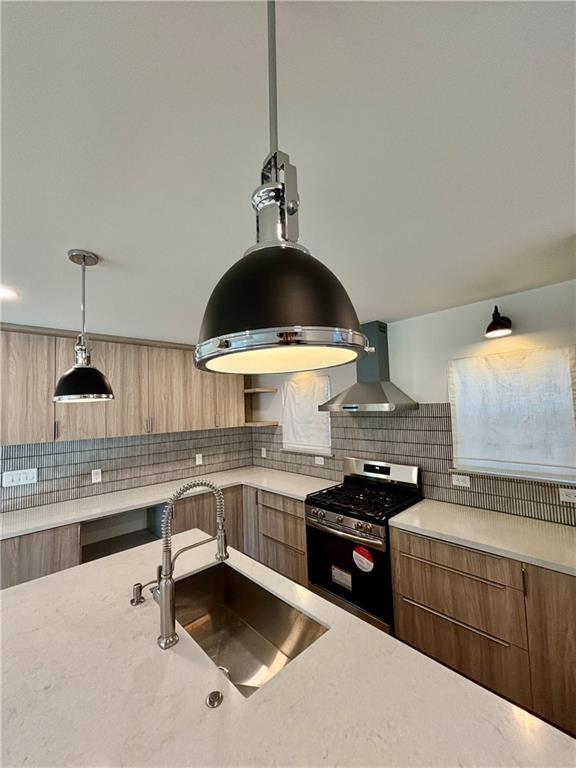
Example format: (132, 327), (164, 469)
(205, 690), (224, 709)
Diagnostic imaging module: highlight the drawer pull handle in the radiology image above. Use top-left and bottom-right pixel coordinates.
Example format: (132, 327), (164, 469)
(401, 598), (511, 648)
(400, 552), (506, 589)
(403, 532), (504, 561)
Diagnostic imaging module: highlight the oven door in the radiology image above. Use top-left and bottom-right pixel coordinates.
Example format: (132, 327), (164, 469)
(306, 518), (392, 624)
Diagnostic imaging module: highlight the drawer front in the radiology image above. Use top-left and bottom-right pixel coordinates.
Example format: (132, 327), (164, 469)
(391, 529), (523, 589)
(259, 505), (306, 553)
(257, 490), (304, 519)
(394, 550), (527, 648)
(259, 534), (307, 585)
(394, 595), (532, 709)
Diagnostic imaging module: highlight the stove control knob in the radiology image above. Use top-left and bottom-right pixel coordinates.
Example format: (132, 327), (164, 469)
(318, 510), (326, 519)
(310, 508), (318, 517)
(355, 521), (364, 531)
(365, 523), (372, 533)
(336, 515), (343, 524)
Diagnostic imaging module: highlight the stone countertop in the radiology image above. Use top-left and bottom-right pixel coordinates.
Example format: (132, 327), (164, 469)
(391, 499), (576, 577)
(1, 529), (573, 767)
(0, 467), (335, 540)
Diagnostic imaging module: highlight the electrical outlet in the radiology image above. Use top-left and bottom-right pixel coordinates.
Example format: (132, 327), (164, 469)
(2, 468), (37, 487)
(452, 474), (471, 488)
(315, 456), (325, 466)
(195, 453), (203, 466)
(559, 488), (576, 504)
(91, 468), (102, 484)
(261, 448), (267, 459)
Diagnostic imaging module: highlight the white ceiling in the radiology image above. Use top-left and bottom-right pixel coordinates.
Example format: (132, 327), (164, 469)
(2, 1), (574, 343)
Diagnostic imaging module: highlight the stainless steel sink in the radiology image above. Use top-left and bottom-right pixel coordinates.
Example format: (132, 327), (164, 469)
(174, 563), (328, 697)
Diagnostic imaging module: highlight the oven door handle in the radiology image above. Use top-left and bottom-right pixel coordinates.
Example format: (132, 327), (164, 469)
(306, 518), (387, 552)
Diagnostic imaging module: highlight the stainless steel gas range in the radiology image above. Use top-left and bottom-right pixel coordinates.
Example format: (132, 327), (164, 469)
(305, 457), (422, 630)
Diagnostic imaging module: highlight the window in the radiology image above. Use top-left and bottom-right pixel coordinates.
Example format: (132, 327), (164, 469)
(448, 346), (576, 482)
(282, 373), (331, 455)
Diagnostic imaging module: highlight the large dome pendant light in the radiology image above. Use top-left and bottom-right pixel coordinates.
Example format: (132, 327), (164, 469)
(53, 250), (114, 402)
(195, 1), (369, 375)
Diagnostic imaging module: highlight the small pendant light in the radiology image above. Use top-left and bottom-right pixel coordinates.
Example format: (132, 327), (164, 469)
(484, 305), (512, 338)
(195, 1), (369, 375)
(53, 250), (114, 402)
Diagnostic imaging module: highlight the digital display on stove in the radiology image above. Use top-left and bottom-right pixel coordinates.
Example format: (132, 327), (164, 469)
(364, 463), (391, 475)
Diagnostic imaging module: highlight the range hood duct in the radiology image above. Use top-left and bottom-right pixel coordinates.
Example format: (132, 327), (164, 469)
(318, 321), (418, 413)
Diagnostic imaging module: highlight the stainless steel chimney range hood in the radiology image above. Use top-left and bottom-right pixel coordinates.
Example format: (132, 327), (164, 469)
(319, 321), (418, 413)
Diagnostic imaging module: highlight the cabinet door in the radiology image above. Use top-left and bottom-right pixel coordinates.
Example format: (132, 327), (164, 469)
(173, 486), (243, 551)
(54, 337), (107, 441)
(200, 372), (244, 428)
(0, 524), (81, 589)
(104, 342), (149, 437)
(147, 347), (189, 434)
(242, 485), (259, 559)
(524, 564), (576, 735)
(1, 331), (55, 444)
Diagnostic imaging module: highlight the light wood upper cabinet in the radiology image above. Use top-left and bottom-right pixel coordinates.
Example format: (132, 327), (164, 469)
(147, 347), (190, 434)
(1, 328), (244, 443)
(54, 337), (107, 441)
(0, 331), (55, 445)
(524, 564), (576, 735)
(104, 342), (149, 437)
(214, 372), (245, 428)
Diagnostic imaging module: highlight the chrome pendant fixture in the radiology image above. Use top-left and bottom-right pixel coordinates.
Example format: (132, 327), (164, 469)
(53, 250), (114, 402)
(195, 1), (369, 375)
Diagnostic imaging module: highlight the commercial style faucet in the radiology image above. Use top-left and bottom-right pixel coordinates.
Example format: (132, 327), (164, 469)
(131, 479), (228, 649)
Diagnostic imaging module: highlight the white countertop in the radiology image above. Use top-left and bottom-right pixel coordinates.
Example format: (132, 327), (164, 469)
(0, 467), (334, 540)
(391, 499), (576, 577)
(1, 529), (573, 767)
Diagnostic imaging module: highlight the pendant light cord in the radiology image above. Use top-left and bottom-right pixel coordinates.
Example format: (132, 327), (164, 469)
(267, 0), (279, 158)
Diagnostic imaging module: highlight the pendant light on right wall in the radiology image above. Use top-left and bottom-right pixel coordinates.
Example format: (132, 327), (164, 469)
(195, 1), (370, 375)
(485, 305), (513, 338)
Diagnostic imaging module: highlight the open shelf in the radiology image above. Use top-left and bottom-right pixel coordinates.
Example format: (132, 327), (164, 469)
(243, 387), (278, 394)
(82, 528), (159, 563)
(245, 420), (279, 427)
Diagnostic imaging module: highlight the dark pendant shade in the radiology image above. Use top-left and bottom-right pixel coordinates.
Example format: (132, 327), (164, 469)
(195, 245), (367, 374)
(53, 365), (114, 402)
(485, 305), (512, 338)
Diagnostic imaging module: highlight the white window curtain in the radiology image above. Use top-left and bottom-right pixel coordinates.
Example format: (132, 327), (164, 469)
(448, 346), (576, 482)
(282, 373), (331, 455)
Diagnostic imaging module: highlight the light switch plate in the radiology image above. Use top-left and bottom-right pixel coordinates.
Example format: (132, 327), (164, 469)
(91, 468), (102, 483)
(261, 448), (267, 459)
(559, 488), (576, 504)
(315, 456), (325, 466)
(452, 474), (471, 488)
(2, 468), (37, 487)
(195, 453), (203, 466)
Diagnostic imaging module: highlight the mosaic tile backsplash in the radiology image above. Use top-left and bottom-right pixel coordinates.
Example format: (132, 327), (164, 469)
(1, 404), (574, 525)
(252, 404), (575, 527)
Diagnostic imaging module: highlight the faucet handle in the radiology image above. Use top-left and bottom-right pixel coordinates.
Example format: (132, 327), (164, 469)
(130, 583), (144, 606)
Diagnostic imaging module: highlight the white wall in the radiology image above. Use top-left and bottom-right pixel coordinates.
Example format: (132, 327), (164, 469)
(388, 279), (575, 402)
(254, 279), (575, 415)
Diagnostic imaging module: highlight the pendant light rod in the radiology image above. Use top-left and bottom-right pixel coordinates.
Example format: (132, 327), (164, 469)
(267, 0), (279, 156)
(81, 260), (87, 340)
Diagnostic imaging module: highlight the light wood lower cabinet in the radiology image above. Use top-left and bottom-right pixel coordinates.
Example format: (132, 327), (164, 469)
(0, 525), (81, 589)
(0, 331), (55, 444)
(256, 490), (307, 585)
(173, 486), (243, 551)
(524, 564), (576, 735)
(394, 595), (532, 708)
(242, 485), (259, 559)
(259, 535), (307, 585)
(391, 528), (576, 736)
